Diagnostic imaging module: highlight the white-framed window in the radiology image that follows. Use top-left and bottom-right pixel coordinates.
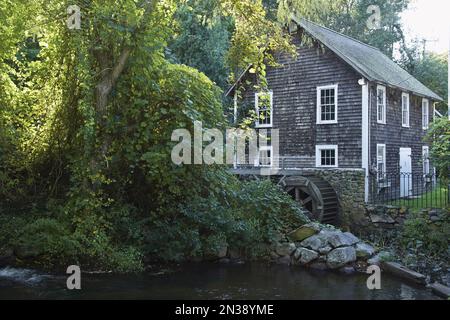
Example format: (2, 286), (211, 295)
(376, 144), (386, 181)
(422, 98), (429, 130)
(255, 91), (273, 128)
(255, 145), (273, 167)
(377, 85), (386, 124)
(401, 93), (410, 128)
(422, 146), (430, 176)
(316, 145), (338, 168)
(317, 84), (338, 124)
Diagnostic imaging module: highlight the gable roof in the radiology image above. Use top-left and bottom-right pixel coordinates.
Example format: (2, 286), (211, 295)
(295, 17), (442, 101)
(227, 17), (443, 101)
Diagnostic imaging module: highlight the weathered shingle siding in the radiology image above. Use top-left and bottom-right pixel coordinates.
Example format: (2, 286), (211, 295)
(369, 85), (433, 175)
(240, 36), (363, 168)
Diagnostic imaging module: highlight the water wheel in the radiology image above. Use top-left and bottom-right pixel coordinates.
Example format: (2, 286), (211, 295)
(280, 175), (339, 225)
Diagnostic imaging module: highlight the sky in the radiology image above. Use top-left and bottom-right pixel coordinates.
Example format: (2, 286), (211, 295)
(401, 0), (450, 54)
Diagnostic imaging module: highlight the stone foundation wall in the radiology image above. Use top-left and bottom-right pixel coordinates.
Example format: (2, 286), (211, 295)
(310, 169), (367, 231)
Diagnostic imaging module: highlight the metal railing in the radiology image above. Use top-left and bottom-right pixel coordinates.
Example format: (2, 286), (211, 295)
(369, 172), (449, 209)
(235, 156), (317, 170)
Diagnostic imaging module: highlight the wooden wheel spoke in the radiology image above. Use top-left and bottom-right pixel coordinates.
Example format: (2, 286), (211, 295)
(301, 196), (313, 205)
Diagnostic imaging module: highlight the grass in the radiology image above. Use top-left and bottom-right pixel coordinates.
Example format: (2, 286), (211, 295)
(388, 183), (449, 210)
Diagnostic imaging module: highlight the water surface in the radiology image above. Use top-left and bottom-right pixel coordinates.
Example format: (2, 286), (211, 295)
(0, 263), (439, 300)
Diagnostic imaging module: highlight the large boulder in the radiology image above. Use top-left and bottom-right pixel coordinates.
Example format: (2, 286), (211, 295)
(295, 248), (319, 265)
(355, 243), (375, 259)
(275, 243), (296, 257)
(299, 234), (326, 251)
(370, 214), (396, 224)
(288, 224), (320, 242)
(319, 246), (333, 255)
(328, 232), (360, 248)
(327, 247), (357, 269)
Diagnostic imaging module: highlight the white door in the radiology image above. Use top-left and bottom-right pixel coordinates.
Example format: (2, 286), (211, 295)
(399, 148), (412, 198)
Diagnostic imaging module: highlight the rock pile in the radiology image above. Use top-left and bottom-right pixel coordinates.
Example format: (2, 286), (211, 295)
(272, 223), (376, 272)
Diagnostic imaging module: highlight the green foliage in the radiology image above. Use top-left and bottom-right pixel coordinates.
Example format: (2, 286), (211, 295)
(400, 211), (450, 258)
(225, 0), (295, 89)
(0, 214), (31, 253)
(14, 218), (80, 267)
(0, 1), (307, 273)
(411, 53), (448, 114)
(143, 178), (309, 262)
(424, 117), (450, 180)
(168, 0), (233, 89)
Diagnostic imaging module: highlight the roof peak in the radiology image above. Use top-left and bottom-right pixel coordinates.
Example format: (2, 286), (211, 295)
(298, 18), (381, 52)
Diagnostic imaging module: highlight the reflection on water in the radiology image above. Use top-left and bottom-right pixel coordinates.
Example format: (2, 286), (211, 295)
(0, 263), (439, 300)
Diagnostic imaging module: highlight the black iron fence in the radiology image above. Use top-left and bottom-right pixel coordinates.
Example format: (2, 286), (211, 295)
(369, 172), (449, 209)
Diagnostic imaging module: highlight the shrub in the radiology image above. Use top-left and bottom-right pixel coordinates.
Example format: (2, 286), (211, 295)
(400, 211), (450, 257)
(14, 218), (80, 267)
(140, 177), (309, 262)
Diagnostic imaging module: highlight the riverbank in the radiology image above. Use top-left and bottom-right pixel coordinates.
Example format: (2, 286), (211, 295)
(361, 208), (450, 288)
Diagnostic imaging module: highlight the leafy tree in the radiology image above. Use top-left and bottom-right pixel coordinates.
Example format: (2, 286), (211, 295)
(424, 117), (450, 180)
(0, 0), (40, 204)
(168, 0), (233, 89)
(410, 52), (448, 115)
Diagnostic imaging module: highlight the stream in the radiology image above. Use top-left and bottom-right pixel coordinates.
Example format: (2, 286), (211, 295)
(0, 263), (439, 300)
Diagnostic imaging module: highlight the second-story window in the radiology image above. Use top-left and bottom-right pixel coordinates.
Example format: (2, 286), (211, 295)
(255, 91), (273, 128)
(317, 85), (338, 124)
(401, 93), (410, 128)
(377, 85), (386, 124)
(422, 98), (429, 130)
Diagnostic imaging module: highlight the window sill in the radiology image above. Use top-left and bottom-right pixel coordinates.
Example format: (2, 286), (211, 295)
(255, 124), (273, 129)
(377, 181), (391, 188)
(317, 121), (338, 125)
(255, 164), (273, 168)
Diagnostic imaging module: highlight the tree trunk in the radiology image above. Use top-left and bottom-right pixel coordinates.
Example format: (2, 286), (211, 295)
(88, 0), (155, 187)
